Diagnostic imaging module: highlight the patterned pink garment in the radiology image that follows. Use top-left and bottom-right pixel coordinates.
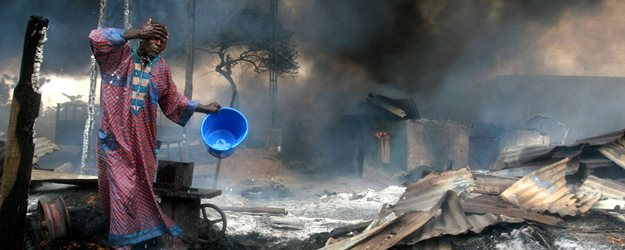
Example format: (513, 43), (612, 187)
(89, 28), (197, 248)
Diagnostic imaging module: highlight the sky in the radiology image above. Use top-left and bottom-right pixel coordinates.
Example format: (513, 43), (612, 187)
(1, 0), (625, 143)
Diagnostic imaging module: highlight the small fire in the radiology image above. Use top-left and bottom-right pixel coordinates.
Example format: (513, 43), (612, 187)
(373, 131), (389, 138)
(605, 235), (625, 247)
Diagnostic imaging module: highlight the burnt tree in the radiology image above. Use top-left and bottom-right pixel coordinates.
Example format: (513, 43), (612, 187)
(0, 16), (48, 250)
(197, 8), (298, 108)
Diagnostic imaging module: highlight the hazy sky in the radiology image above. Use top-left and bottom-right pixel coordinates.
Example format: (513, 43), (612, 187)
(2, 0), (625, 142)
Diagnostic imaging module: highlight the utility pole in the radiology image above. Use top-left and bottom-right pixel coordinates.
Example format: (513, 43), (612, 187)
(182, 0), (196, 161)
(266, 0), (282, 153)
(269, 0), (278, 129)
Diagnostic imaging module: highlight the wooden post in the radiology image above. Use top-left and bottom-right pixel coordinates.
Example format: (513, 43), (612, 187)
(0, 15), (48, 250)
(157, 197), (200, 250)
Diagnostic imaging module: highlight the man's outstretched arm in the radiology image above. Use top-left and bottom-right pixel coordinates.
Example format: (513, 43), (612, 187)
(195, 102), (221, 115)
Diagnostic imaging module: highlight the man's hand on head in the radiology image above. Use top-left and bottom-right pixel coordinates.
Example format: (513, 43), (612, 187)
(197, 102), (222, 114)
(137, 18), (168, 41)
(123, 18), (168, 41)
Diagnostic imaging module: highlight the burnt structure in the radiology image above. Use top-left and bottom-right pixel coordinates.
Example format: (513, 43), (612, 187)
(325, 93), (549, 180)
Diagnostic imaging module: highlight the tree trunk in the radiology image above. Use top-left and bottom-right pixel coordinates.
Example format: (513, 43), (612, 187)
(0, 15), (47, 250)
(213, 67), (238, 189)
(183, 0), (195, 100)
(221, 72), (239, 109)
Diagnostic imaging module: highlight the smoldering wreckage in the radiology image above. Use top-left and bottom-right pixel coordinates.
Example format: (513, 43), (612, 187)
(2, 92), (625, 250)
(1, 14), (625, 250)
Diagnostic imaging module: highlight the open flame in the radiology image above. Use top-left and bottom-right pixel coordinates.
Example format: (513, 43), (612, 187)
(373, 131), (389, 138)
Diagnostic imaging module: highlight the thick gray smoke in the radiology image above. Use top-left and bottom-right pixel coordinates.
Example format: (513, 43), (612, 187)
(1, 0), (622, 143)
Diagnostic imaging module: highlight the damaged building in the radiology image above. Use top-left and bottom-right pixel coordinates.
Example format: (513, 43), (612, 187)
(324, 93), (550, 181)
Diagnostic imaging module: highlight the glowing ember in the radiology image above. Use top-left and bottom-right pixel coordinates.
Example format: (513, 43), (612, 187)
(605, 235), (625, 247)
(373, 132), (389, 138)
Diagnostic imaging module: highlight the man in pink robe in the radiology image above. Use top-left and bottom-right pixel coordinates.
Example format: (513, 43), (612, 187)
(90, 19), (220, 249)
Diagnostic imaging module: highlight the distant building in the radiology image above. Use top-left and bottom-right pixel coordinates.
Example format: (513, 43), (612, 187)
(323, 93), (550, 180)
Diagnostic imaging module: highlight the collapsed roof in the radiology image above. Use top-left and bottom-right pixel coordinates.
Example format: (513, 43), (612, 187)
(322, 128), (625, 249)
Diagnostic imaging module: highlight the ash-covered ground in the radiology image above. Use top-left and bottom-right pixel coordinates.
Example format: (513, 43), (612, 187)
(24, 179), (625, 250)
(22, 148), (625, 249)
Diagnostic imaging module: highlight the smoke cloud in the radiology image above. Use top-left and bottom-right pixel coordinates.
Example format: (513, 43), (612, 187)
(1, 0), (623, 143)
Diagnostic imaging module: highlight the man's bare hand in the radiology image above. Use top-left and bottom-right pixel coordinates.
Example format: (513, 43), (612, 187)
(197, 102), (222, 114)
(137, 18), (168, 41)
(122, 18), (169, 41)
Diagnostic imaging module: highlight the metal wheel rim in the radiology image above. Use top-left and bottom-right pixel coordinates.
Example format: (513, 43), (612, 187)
(198, 203), (227, 243)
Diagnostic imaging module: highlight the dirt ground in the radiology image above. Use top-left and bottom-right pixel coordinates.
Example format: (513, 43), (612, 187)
(25, 147), (396, 250)
(22, 147), (625, 250)
(192, 147), (398, 198)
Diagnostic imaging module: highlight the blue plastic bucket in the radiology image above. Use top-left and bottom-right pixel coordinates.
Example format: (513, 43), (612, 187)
(200, 107), (249, 159)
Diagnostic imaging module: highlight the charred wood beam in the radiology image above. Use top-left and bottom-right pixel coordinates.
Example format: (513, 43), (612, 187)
(328, 220), (373, 239)
(365, 95), (407, 118)
(0, 15), (47, 250)
(220, 206), (287, 215)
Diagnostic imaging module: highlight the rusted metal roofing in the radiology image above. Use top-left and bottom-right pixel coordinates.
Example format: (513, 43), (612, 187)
(492, 128), (625, 171)
(347, 191), (470, 250)
(323, 169), (476, 250)
(491, 145), (556, 170)
(471, 174), (517, 195)
(574, 128), (625, 146)
(394, 167), (475, 214)
(350, 210), (435, 250)
(490, 159), (579, 178)
(465, 213), (524, 234)
(598, 140), (625, 170)
(398, 191), (472, 246)
(461, 194), (562, 225)
(499, 158), (592, 216)
(320, 205), (407, 250)
(576, 175), (625, 211)
(33, 137), (61, 164)
(579, 175), (625, 201)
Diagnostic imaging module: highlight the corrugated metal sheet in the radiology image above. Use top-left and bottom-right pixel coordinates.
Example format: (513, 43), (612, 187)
(599, 141), (625, 170)
(500, 158), (589, 216)
(367, 93), (420, 119)
(577, 175), (625, 212)
(490, 159), (579, 178)
(491, 145), (556, 170)
(394, 167), (475, 214)
(471, 174), (517, 195)
(350, 191), (469, 250)
(461, 194), (563, 225)
(321, 205), (407, 250)
(466, 213), (525, 234)
(324, 170), (475, 250)
(403, 237), (451, 250)
(578, 175), (625, 202)
(574, 128), (625, 146)
(33, 137), (61, 164)
(492, 128), (625, 171)
(351, 211), (435, 250)
(399, 191), (472, 246)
